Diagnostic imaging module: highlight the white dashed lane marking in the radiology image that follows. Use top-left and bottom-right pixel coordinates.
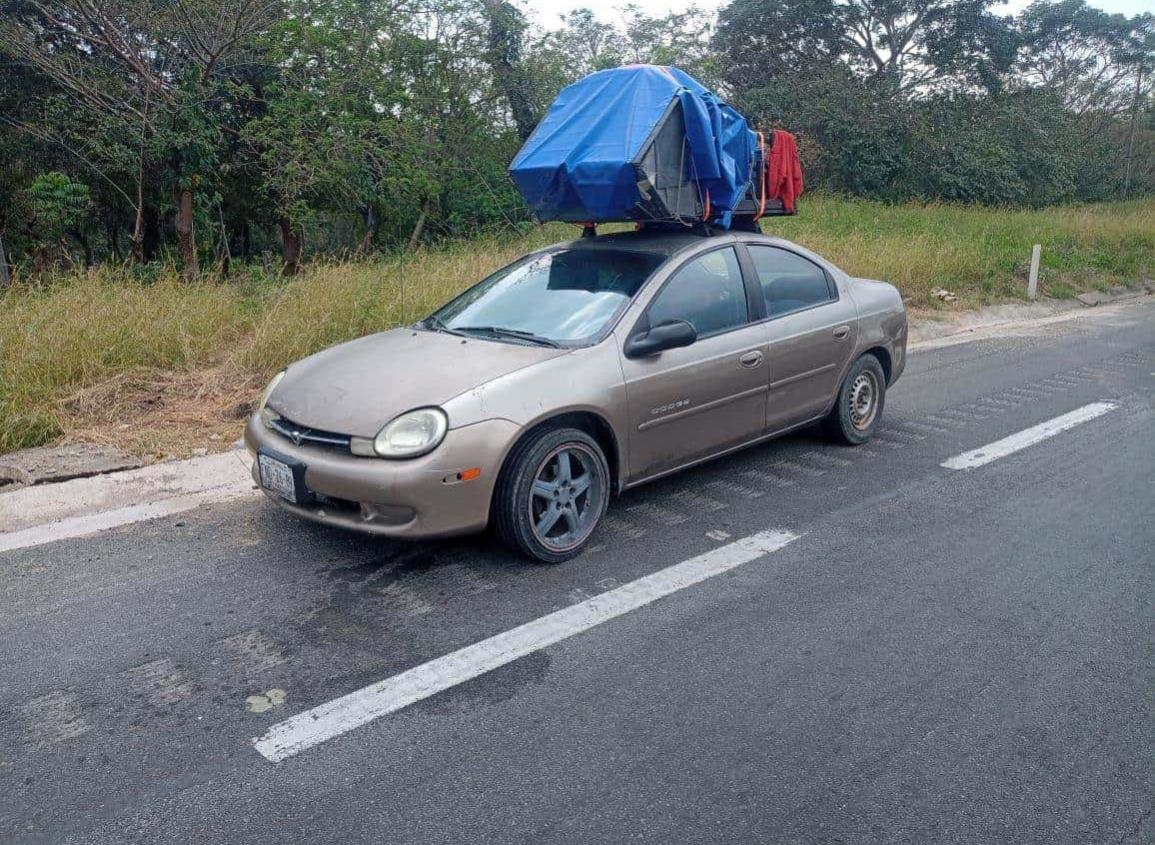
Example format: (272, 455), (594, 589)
(941, 402), (1118, 470)
(252, 528), (801, 762)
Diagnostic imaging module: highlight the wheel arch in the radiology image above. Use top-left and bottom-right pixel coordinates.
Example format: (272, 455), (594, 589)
(493, 409), (624, 499)
(863, 345), (893, 384)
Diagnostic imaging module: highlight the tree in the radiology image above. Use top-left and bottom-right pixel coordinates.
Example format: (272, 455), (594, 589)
(24, 171), (91, 270)
(714, 0), (1017, 93)
(481, 0), (537, 142)
(537, 9), (626, 77)
(1014, 1), (1153, 121)
(621, 5), (718, 85)
(0, 0), (1150, 275)
(0, 0), (277, 279)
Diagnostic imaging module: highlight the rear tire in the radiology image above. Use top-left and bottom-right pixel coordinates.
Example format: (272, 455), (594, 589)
(493, 426), (610, 564)
(825, 354), (886, 445)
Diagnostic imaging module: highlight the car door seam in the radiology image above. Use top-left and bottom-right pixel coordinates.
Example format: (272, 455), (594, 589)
(769, 361), (837, 390)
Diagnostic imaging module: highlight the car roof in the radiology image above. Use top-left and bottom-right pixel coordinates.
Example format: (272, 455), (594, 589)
(557, 229), (733, 257)
(555, 228), (797, 258)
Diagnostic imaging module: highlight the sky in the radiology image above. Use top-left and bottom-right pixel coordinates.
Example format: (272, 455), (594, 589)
(528, 0), (1154, 27)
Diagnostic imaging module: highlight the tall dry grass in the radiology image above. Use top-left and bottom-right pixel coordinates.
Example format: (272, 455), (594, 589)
(0, 225), (573, 454)
(240, 224), (572, 373)
(1, 269), (252, 453)
(773, 195), (1154, 303)
(1, 198), (1151, 456)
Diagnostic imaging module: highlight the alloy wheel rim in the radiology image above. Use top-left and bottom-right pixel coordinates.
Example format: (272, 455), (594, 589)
(529, 444), (602, 551)
(849, 371), (879, 430)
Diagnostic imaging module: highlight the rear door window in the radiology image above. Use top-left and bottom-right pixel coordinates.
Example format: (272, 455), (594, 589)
(647, 247), (748, 337)
(748, 246), (833, 317)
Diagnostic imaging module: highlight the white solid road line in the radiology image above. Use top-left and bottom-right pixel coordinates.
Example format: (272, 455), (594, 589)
(941, 401), (1118, 471)
(253, 528), (801, 763)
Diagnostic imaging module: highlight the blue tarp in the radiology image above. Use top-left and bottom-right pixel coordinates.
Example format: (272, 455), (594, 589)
(509, 65), (757, 229)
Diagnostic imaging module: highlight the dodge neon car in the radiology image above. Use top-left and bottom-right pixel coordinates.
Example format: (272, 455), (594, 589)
(246, 230), (906, 562)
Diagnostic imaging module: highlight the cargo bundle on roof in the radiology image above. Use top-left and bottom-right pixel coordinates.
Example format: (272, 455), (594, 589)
(509, 65), (801, 232)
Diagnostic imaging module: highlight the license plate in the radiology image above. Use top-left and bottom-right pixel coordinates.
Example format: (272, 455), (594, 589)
(258, 453), (299, 502)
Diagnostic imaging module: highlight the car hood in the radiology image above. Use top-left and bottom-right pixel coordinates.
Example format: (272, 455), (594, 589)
(268, 328), (567, 437)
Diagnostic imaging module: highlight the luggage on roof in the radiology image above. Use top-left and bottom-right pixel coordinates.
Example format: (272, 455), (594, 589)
(510, 65), (798, 231)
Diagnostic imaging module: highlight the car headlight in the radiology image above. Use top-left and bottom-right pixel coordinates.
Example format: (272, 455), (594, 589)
(259, 371), (285, 428)
(357, 407), (448, 459)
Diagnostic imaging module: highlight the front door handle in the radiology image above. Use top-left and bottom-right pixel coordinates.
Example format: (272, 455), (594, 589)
(833, 325), (850, 340)
(739, 350), (764, 368)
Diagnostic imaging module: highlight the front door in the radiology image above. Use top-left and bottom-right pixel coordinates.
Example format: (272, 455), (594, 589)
(744, 244), (858, 430)
(619, 246), (769, 483)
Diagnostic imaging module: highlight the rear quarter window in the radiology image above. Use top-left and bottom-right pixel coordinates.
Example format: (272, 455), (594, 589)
(748, 245), (833, 317)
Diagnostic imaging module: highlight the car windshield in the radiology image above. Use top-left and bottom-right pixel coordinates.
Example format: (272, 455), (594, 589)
(425, 248), (665, 345)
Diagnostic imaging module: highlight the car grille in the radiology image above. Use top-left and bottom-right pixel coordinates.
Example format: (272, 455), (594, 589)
(268, 415), (352, 451)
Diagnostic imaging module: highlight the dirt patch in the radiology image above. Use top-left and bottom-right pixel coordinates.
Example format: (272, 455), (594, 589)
(57, 365), (261, 460)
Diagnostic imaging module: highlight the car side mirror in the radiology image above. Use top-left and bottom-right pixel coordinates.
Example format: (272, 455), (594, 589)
(624, 319), (698, 359)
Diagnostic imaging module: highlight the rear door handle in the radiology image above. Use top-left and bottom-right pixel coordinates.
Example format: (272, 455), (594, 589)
(739, 350), (764, 368)
(833, 325), (850, 340)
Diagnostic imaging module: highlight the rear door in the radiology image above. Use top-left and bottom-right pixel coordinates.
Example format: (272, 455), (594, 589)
(742, 243), (858, 431)
(619, 246), (769, 483)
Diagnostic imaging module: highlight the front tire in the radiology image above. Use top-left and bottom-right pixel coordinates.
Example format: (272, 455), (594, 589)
(493, 426), (610, 563)
(826, 354), (886, 445)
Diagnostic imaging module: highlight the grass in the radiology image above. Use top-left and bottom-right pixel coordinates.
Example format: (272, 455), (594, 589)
(774, 195), (1154, 306)
(1, 195), (1151, 459)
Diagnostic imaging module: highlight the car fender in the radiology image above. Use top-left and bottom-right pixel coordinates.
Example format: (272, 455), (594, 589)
(840, 276), (908, 386)
(441, 340), (631, 485)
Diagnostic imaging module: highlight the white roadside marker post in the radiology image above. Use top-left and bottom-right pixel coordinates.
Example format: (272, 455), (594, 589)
(1027, 244), (1041, 300)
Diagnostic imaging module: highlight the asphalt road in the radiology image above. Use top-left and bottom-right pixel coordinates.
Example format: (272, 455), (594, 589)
(2, 301), (1152, 845)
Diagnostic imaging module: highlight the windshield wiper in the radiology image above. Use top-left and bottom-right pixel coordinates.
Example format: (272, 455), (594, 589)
(454, 326), (561, 348)
(422, 315), (468, 338)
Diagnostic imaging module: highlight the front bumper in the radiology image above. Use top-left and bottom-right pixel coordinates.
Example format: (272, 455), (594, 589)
(244, 413), (519, 539)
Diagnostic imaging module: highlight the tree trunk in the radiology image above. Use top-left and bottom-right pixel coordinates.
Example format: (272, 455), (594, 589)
(143, 210), (161, 261)
(0, 230), (9, 287)
(108, 224), (122, 262)
(358, 203), (379, 253)
(406, 201), (431, 252)
(482, 0), (537, 142)
(72, 230), (93, 268)
(1123, 66), (1143, 195)
(130, 206), (145, 263)
(173, 187), (198, 282)
(279, 216), (302, 276)
(56, 238), (75, 272)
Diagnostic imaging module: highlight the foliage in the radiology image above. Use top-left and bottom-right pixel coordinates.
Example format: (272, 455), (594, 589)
(714, 0), (1020, 93)
(0, 0), (1150, 277)
(25, 172), (91, 239)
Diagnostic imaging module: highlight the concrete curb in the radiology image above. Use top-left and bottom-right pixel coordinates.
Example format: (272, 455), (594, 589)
(0, 450), (257, 552)
(1075, 285), (1151, 308)
(908, 291), (1151, 350)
